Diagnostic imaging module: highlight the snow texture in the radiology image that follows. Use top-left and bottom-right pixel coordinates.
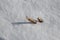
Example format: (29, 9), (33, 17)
(0, 0), (60, 40)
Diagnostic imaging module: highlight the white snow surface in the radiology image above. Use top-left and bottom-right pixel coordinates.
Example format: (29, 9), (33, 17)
(0, 0), (60, 40)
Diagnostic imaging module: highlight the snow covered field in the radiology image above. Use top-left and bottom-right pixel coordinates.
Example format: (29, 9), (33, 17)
(0, 0), (60, 40)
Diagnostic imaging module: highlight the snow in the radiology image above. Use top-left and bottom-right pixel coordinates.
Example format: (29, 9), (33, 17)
(0, 0), (60, 40)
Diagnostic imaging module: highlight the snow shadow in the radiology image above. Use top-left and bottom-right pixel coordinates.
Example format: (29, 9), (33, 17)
(12, 22), (33, 25)
(0, 37), (5, 40)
